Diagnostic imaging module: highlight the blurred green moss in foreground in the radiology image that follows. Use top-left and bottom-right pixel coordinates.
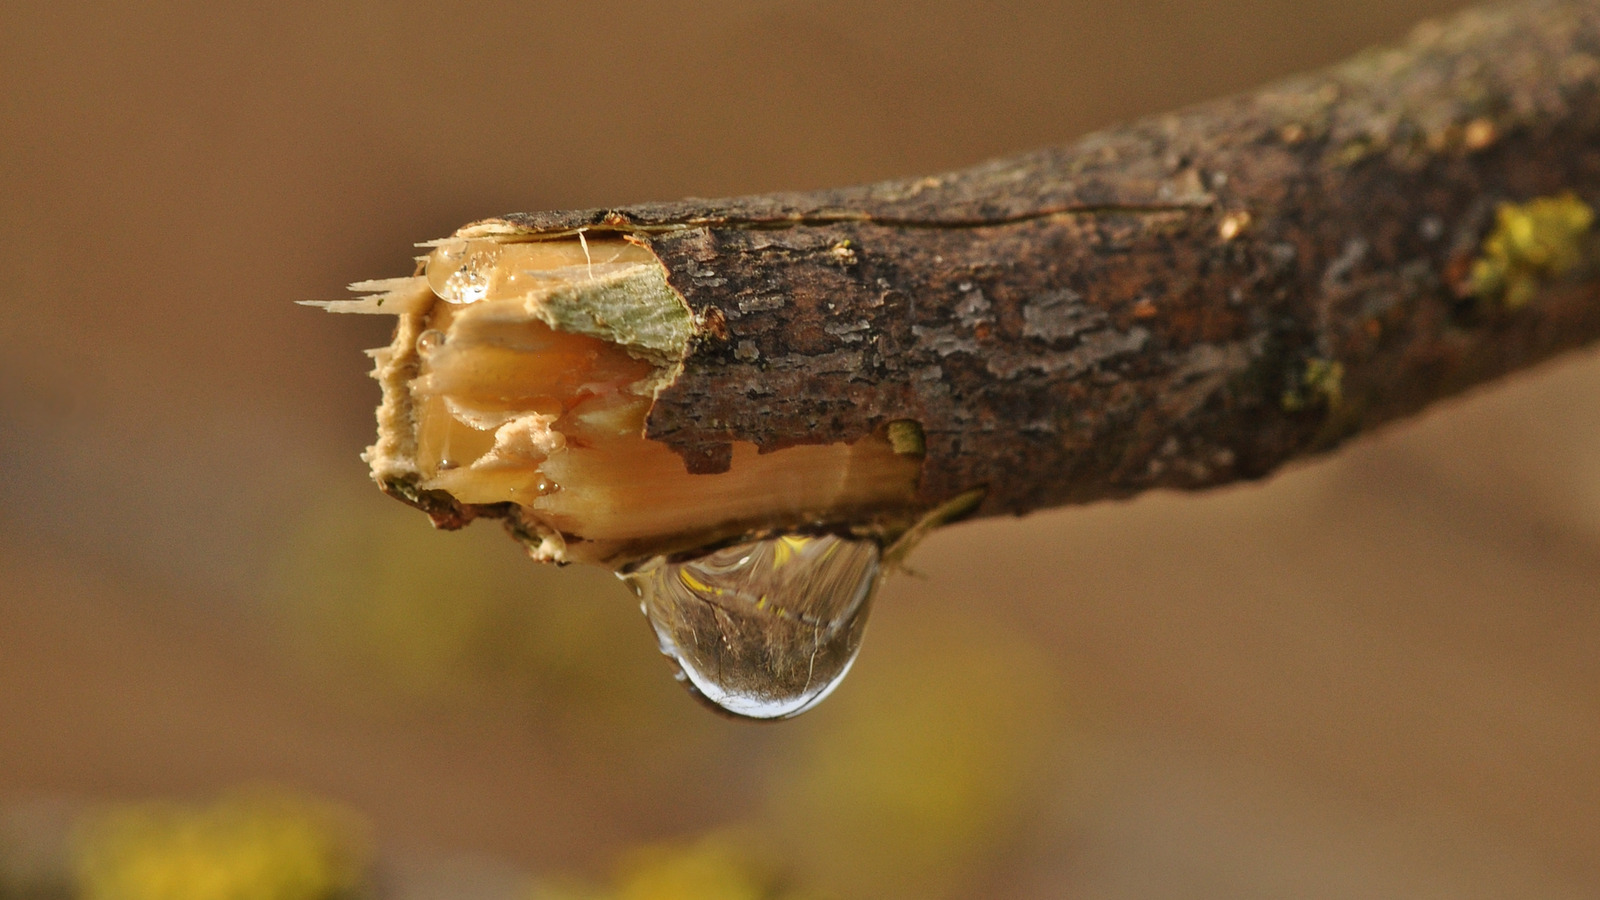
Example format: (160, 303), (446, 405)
(531, 833), (815, 900)
(765, 613), (1067, 899)
(273, 487), (630, 705)
(270, 486), (724, 773)
(0, 600), (1073, 900)
(71, 790), (371, 900)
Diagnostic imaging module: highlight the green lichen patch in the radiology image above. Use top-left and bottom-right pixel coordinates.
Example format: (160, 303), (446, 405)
(1282, 357), (1344, 412)
(532, 261), (695, 367)
(1470, 193), (1595, 309)
(886, 419), (926, 457)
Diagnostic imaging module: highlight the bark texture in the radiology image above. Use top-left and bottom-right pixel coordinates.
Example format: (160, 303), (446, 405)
(479, 0), (1600, 523)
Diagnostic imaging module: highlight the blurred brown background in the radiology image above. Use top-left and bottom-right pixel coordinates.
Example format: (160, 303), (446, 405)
(4, 1), (1599, 897)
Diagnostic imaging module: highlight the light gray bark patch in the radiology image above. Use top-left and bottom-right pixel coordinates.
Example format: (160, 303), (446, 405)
(824, 319), (873, 342)
(769, 349), (865, 375)
(954, 285), (992, 325)
(1321, 237), (1370, 289)
(1172, 339), (1258, 382)
(1161, 338), (1264, 420)
(912, 324), (981, 356)
(986, 327), (1150, 379)
(738, 295), (786, 313)
(1022, 288), (1107, 341)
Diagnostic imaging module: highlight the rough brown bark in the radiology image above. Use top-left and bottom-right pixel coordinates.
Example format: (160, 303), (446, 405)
(472, 0), (1600, 525)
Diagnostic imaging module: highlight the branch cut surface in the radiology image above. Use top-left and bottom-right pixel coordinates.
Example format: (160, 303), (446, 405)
(319, 0), (1600, 568)
(319, 237), (921, 565)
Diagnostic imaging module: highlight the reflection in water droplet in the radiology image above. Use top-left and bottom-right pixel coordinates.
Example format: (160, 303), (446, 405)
(620, 533), (881, 720)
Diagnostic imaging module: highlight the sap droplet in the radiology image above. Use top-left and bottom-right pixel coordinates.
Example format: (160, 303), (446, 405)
(620, 533), (880, 720)
(508, 477), (559, 499)
(415, 329), (446, 356)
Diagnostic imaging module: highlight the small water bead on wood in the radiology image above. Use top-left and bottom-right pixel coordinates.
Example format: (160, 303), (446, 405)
(426, 238), (497, 305)
(620, 533), (882, 720)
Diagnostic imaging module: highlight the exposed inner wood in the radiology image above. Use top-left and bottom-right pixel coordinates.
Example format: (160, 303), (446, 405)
(321, 234), (924, 567)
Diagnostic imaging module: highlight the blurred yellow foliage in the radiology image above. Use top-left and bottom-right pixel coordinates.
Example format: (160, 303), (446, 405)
(272, 487), (730, 778)
(72, 790), (370, 900)
(276, 491), (670, 706)
(613, 837), (773, 900)
(764, 609), (1068, 900)
(529, 835), (806, 900)
(276, 489), (559, 699)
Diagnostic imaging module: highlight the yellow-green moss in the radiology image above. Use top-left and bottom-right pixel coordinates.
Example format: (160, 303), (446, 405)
(885, 420), (926, 457)
(74, 790), (372, 900)
(1282, 357), (1344, 412)
(1470, 193), (1595, 309)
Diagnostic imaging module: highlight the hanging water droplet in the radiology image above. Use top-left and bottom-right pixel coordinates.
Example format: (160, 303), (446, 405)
(620, 533), (881, 720)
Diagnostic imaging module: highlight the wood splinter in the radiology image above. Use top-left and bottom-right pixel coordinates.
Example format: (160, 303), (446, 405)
(315, 0), (1600, 573)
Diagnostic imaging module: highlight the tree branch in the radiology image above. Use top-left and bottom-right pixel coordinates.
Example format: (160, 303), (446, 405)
(329, 0), (1600, 565)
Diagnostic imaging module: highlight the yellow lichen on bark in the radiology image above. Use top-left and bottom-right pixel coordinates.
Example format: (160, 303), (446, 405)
(1470, 193), (1596, 308)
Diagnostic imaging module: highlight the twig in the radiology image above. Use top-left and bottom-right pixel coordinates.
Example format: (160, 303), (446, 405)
(327, 0), (1600, 565)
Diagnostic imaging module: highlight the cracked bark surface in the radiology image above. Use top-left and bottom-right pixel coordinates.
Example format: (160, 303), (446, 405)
(427, 0), (1600, 531)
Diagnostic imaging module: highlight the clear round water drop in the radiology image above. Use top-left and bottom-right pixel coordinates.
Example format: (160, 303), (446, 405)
(414, 328), (446, 357)
(620, 533), (881, 720)
(426, 239), (498, 304)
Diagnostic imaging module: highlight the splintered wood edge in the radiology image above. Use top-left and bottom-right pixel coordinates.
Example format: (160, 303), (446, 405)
(310, 225), (929, 567)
